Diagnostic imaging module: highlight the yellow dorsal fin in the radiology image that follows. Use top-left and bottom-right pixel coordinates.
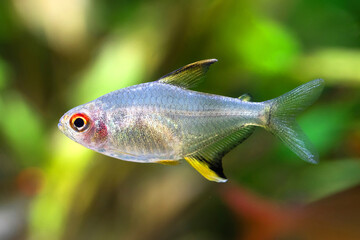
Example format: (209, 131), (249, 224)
(158, 59), (217, 89)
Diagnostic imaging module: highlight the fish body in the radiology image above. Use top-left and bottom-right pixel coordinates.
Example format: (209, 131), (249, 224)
(59, 59), (324, 182)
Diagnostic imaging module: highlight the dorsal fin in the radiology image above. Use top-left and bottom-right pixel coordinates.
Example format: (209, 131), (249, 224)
(158, 59), (217, 88)
(184, 126), (255, 182)
(239, 93), (252, 101)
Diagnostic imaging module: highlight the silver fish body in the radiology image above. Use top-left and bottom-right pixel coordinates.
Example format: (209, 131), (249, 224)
(59, 59), (324, 182)
(61, 82), (264, 161)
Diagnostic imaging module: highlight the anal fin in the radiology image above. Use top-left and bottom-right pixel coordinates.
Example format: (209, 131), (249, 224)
(184, 156), (227, 183)
(185, 126), (255, 183)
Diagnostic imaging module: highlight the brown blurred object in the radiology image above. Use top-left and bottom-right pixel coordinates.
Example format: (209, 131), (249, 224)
(16, 167), (44, 197)
(221, 184), (360, 240)
(346, 129), (360, 158)
(0, 167), (44, 240)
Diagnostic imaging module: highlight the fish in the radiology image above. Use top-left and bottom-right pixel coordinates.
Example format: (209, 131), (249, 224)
(58, 59), (324, 182)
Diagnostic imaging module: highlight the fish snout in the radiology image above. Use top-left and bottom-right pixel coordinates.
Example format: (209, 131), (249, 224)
(58, 114), (70, 132)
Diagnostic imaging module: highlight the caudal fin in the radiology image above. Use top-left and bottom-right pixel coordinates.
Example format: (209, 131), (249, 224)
(266, 79), (324, 163)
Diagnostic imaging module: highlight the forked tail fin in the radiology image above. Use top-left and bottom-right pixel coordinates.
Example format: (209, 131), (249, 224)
(265, 79), (324, 163)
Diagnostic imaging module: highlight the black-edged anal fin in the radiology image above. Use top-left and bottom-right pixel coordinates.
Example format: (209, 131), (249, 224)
(185, 155), (227, 183)
(158, 59), (217, 89)
(184, 125), (255, 182)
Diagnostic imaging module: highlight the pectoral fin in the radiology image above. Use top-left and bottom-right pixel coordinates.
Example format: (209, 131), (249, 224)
(185, 126), (255, 182)
(158, 59), (217, 88)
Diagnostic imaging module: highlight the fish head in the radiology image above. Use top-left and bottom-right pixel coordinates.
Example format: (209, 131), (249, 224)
(58, 102), (108, 150)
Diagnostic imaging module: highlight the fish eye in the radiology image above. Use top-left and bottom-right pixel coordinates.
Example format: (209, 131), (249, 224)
(74, 118), (85, 128)
(70, 113), (90, 132)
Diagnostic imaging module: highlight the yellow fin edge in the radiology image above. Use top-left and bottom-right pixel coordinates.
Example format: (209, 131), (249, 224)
(156, 160), (180, 165)
(184, 157), (227, 183)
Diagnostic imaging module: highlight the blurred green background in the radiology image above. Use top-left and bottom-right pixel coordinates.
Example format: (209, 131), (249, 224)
(0, 0), (360, 239)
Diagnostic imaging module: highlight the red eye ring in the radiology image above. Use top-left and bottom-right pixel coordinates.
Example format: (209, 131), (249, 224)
(70, 113), (90, 132)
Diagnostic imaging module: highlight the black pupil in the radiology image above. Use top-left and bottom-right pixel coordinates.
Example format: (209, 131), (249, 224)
(74, 118), (85, 128)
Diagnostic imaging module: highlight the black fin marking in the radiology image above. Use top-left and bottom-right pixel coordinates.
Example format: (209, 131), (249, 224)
(185, 126), (255, 182)
(158, 59), (217, 88)
(185, 155), (227, 182)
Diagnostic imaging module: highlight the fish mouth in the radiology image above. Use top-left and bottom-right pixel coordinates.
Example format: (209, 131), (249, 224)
(58, 115), (73, 139)
(58, 120), (77, 142)
(58, 113), (81, 143)
(58, 114), (69, 132)
(58, 115), (66, 132)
